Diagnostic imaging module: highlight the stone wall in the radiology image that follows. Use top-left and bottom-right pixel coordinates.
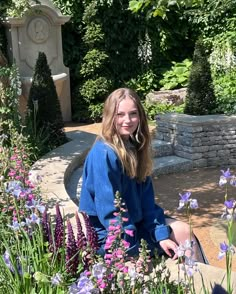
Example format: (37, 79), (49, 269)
(156, 113), (236, 168)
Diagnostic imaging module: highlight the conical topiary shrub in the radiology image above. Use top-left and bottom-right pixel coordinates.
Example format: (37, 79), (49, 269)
(184, 40), (217, 115)
(25, 52), (66, 156)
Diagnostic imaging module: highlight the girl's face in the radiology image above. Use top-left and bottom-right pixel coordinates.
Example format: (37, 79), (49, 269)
(115, 97), (140, 140)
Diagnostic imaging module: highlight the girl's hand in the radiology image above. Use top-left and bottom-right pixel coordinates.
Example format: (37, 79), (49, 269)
(159, 239), (178, 260)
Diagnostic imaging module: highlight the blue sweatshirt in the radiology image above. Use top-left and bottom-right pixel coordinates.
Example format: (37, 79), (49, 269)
(79, 140), (171, 253)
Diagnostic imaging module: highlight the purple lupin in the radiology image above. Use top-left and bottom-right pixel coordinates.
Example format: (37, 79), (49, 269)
(54, 203), (64, 252)
(75, 212), (87, 250)
(81, 212), (99, 251)
(41, 208), (54, 252)
(66, 217), (79, 275)
(41, 208), (50, 242)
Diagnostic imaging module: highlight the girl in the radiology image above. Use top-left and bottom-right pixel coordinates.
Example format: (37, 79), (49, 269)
(79, 88), (207, 263)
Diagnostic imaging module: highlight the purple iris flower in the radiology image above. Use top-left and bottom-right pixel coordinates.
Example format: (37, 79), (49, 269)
(51, 273), (63, 286)
(5, 181), (23, 198)
(217, 241), (235, 260)
(179, 191), (191, 202)
(190, 199), (199, 209)
(219, 168), (232, 186)
(221, 168), (231, 178)
(3, 251), (14, 272)
(25, 213), (40, 226)
(68, 272), (99, 294)
(3, 251), (22, 275)
(178, 192), (198, 210)
(8, 220), (25, 231)
(224, 199), (235, 209)
(220, 241), (228, 252)
(25, 199), (45, 214)
(92, 263), (106, 280)
(230, 176), (236, 187)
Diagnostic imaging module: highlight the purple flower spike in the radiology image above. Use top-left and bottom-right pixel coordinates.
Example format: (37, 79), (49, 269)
(66, 218), (79, 276)
(81, 212), (99, 251)
(75, 212), (86, 250)
(54, 203), (64, 251)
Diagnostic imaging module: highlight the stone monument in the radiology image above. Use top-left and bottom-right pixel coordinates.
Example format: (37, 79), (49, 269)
(3, 0), (71, 121)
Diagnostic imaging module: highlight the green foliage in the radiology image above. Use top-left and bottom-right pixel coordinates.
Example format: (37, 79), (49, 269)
(52, 0), (195, 122)
(207, 31), (236, 115)
(88, 102), (104, 122)
(159, 59), (192, 90)
(187, 0), (236, 41)
(80, 77), (112, 103)
(129, 0), (203, 19)
(77, 1), (112, 121)
(80, 49), (109, 77)
(25, 52), (67, 157)
(126, 70), (158, 99)
(5, 0), (31, 17)
(143, 100), (184, 121)
(184, 40), (217, 115)
(209, 31), (236, 75)
(0, 63), (22, 135)
(213, 70), (236, 115)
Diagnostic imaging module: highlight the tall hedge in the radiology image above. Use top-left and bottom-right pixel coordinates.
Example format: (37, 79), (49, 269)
(184, 40), (217, 115)
(25, 52), (66, 155)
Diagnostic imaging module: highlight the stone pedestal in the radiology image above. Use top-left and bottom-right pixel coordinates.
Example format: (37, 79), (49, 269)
(3, 0), (71, 121)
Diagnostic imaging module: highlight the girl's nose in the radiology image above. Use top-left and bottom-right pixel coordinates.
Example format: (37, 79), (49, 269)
(124, 114), (131, 122)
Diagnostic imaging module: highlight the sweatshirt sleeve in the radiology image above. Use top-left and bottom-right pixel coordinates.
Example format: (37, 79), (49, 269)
(141, 176), (171, 242)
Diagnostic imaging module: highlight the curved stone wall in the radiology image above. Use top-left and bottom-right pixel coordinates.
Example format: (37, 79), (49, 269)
(156, 114), (236, 168)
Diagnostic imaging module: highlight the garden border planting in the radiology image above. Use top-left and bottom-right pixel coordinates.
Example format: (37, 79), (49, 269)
(30, 127), (236, 293)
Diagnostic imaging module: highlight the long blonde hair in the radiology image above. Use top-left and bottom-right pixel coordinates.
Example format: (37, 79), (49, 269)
(98, 88), (152, 182)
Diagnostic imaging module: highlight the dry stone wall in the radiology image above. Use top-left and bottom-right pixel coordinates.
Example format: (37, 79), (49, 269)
(156, 113), (236, 168)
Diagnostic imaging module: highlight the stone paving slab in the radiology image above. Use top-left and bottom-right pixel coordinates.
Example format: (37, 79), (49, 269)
(165, 259), (236, 293)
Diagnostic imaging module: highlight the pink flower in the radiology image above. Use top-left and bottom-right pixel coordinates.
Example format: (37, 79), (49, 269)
(104, 253), (112, 259)
(98, 280), (107, 289)
(109, 219), (117, 224)
(115, 249), (124, 258)
(108, 225), (117, 231)
(8, 170), (16, 177)
(124, 229), (134, 237)
(122, 240), (130, 249)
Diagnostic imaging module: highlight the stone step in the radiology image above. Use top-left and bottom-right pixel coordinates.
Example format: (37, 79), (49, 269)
(152, 139), (173, 158)
(152, 155), (193, 176)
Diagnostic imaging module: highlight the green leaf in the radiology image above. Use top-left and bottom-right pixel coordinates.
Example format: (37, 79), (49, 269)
(129, 0), (144, 12)
(33, 272), (49, 283)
